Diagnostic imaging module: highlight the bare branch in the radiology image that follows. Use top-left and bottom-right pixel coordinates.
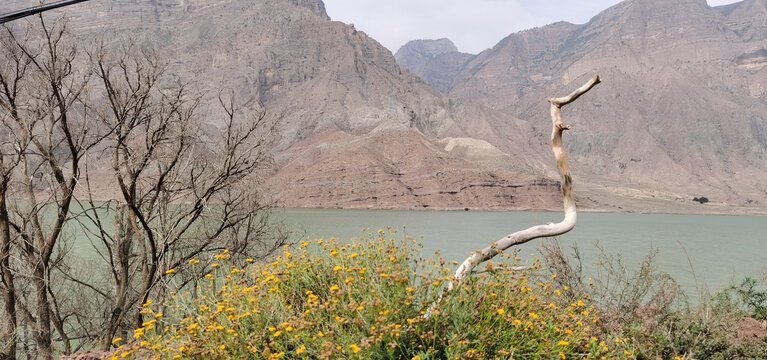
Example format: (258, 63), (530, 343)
(428, 75), (602, 316)
(549, 75), (602, 107)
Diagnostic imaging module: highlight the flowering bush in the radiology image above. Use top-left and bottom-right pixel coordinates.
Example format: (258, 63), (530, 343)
(112, 229), (633, 359)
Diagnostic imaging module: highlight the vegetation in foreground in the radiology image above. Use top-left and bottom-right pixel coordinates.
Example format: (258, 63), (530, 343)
(542, 241), (767, 359)
(113, 230), (634, 359)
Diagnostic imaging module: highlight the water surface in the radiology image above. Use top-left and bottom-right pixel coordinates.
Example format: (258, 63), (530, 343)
(277, 208), (767, 295)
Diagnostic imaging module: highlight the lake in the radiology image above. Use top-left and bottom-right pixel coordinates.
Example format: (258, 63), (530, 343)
(276, 208), (767, 295)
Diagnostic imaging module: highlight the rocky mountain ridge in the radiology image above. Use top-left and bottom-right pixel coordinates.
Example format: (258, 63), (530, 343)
(2, 0), (765, 214)
(397, 0), (767, 213)
(1, 0), (564, 211)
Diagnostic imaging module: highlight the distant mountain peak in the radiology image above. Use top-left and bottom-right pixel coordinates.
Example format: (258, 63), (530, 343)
(396, 38), (460, 59)
(395, 39), (472, 93)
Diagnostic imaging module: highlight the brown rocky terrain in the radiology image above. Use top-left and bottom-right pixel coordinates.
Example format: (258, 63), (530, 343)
(1, 0), (559, 211)
(2, 0), (766, 214)
(398, 0), (767, 214)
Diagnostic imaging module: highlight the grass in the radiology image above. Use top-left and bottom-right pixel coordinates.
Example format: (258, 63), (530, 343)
(110, 229), (635, 359)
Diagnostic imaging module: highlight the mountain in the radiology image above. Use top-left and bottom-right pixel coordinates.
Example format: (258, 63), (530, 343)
(1, 0), (565, 210)
(394, 39), (472, 93)
(4, 0), (765, 213)
(398, 0), (767, 212)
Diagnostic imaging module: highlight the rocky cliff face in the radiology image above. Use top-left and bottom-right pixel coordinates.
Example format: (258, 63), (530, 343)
(4, 0), (563, 210)
(398, 0), (767, 211)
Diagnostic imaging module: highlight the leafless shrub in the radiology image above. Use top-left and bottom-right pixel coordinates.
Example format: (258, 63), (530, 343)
(540, 240), (678, 336)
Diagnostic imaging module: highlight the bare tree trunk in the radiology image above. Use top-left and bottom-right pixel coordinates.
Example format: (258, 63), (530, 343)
(0, 183), (17, 360)
(434, 75), (601, 310)
(87, 41), (281, 348)
(32, 269), (52, 360)
(99, 205), (131, 349)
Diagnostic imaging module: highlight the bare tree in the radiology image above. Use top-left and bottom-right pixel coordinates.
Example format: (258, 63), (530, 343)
(0, 21), (29, 360)
(427, 75), (601, 314)
(0, 17), (283, 359)
(72, 41), (283, 348)
(0, 16), (104, 360)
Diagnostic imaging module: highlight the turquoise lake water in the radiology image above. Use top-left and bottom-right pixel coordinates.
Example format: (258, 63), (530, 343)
(276, 208), (767, 295)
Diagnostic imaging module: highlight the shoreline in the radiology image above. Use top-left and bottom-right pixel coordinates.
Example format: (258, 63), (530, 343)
(274, 204), (767, 217)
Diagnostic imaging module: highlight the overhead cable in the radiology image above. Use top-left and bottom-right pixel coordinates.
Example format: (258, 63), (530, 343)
(0, 0), (92, 24)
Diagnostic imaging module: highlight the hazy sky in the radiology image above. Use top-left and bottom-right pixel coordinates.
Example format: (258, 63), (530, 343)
(323, 0), (741, 54)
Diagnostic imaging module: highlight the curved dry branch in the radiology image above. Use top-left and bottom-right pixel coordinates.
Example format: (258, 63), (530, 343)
(435, 75), (601, 309)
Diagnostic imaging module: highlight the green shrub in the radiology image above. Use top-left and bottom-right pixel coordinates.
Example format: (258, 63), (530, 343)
(724, 277), (767, 321)
(693, 197), (710, 204)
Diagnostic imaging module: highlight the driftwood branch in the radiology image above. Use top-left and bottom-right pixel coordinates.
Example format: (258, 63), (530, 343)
(432, 75), (601, 312)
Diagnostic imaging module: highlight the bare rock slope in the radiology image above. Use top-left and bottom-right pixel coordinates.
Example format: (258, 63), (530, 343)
(4, 0), (765, 213)
(399, 0), (767, 213)
(1, 0), (561, 210)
